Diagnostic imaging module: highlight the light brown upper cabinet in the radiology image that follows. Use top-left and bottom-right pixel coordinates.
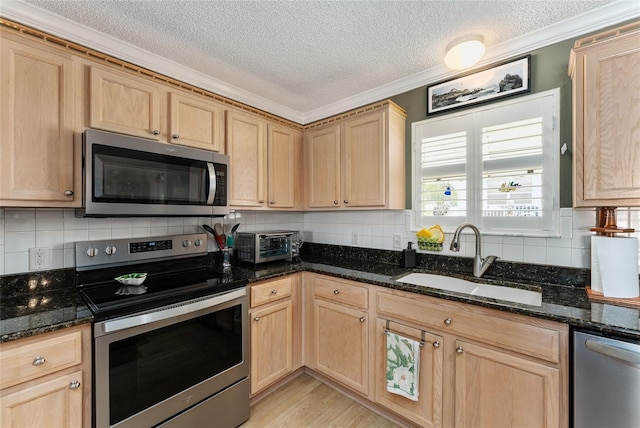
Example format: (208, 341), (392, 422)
(226, 109), (302, 210)
(89, 65), (224, 152)
(0, 30), (81, 207)
(88, 65), (162, 140)
(304, 101), (406, 210)
(569, 21), (640, 207)
(168, 91), (223, 152)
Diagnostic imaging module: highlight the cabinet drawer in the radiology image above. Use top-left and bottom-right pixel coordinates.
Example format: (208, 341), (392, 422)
(376, 289), (564, 363)
(251, 276), (292, 307)
(312, 275), (368, 309)
(0, 330), (83, 389)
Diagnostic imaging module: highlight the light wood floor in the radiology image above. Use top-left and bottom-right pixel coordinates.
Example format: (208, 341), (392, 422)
(240, 373), (400, 428)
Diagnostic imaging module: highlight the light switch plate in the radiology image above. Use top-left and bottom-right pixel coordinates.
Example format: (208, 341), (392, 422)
(393, 234), (402, 249)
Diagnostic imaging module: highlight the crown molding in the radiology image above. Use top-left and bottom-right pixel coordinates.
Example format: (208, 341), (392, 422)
(2, 0), (638, 124)
(300, 1), (640, 123)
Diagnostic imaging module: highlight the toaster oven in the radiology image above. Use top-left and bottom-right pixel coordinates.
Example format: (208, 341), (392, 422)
(235, 231), (299, 264)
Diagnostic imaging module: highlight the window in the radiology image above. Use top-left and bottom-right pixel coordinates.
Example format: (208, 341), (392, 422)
(412, 89), (560, 235)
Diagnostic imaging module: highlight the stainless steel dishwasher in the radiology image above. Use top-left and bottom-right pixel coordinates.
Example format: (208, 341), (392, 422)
(574, 330), (640, 428)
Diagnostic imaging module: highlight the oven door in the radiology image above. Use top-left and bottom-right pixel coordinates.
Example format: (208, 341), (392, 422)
(93, 288), (249, 428)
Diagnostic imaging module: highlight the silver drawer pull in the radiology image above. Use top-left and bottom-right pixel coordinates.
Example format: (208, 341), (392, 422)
(456, 346), (464, 354)
(444, 318), (452, 326)
(333, 289), (340, 295)
(171, 133), (180, 139)
(64, 190), (74, 196)
(253, 316), (260, 321)
(69, 380), (81, 390)
(32, 356), (46, 366)
(271, 289), (278, 294)
(359, 317), (366, 323)
(152, 130), (160, 136)
(433, 341), (440, 348)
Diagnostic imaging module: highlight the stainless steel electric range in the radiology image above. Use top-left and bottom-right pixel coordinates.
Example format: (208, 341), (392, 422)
(75, 233), (249, 428)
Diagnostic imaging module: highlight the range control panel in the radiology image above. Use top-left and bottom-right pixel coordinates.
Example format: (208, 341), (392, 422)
(75, 233), (207, 269)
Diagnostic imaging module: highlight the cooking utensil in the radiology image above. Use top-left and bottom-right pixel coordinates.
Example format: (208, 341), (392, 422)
(202, 224), (225, 249)
(230, 223), (240, 234)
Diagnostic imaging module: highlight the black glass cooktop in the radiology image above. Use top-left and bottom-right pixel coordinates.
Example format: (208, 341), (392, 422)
(76, 256), (246, 321)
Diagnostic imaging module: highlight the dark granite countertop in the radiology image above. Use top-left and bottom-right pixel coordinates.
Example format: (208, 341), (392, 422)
(2, 245), (639, 343)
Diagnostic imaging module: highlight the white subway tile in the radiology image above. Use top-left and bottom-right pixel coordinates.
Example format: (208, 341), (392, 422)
(36, 230), (64, 250)
(572, 248), (591, 268)
(523, 246), (546, 265)
(35, 208), (64, 230)
(547, 238), (571, 248)
(64, 248), (75, 268)
(560, 215), (573, 239)
(64, 210), (89, 230)
(111, 228), (133, 239)
(502, 244), (524, 262)
(4, 209), (36, 232)
(4, 231), (36, 252)
(64, 229), (89, 248)
(546, 246), (572, 267)
(572, 208), (595, 230)
(89, 218), (112, 229)
(50, 249), (64, 269)
(88, 229), (111, 240)
(4, 252), (29, 274)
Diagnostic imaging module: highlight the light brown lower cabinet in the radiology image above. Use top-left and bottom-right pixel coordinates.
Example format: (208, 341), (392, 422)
(375, 287), (568, 428)
(374, 318), (444, 428)
(0, 324), (91, 428)
(249, 274), (302, 396)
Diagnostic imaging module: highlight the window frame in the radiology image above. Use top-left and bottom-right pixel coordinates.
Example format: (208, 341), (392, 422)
(411, 88), (561, 237)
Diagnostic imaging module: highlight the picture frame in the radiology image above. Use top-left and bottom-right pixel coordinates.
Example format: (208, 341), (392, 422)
(427, 55), (531, 116)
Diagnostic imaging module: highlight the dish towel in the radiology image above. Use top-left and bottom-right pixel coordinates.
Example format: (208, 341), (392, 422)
(386, 332), (420, 401)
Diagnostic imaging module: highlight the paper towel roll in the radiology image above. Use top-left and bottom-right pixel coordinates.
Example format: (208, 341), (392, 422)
(591, 236), (639, 298)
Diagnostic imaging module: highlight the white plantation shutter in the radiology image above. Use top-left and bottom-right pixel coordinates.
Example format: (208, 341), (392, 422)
(412, 89), (559, 235)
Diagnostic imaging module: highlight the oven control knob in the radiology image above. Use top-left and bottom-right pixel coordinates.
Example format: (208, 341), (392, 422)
(183, 240), (192, 248)
(194, 239), (203, 247)
(86, 247), (99, 258)
(105, 245), (117, 256)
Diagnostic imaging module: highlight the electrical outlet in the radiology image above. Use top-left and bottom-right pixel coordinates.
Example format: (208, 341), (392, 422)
(393, 233), (402, 249)
(352, 232), (359, 245)
(29, 247), (50, 271)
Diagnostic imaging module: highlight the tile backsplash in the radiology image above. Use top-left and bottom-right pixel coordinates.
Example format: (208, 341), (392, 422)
(0, 207), (639, 275)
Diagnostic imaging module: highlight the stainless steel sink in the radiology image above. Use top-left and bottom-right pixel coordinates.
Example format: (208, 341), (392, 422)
(395, 273), (542, 306)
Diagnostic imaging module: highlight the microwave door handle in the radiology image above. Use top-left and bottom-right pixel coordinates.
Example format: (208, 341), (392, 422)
(206, 163), (216, 205)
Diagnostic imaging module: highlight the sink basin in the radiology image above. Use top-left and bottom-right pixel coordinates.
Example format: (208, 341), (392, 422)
(395, 273), (542, 306)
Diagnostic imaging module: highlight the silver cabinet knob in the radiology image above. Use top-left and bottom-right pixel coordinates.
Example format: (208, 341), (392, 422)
(253, 316), (260, 321)
(270, 200), (275, 204)
(333, 200), (339, 205)
(343, 200), (349, 204)
(194, 239), (203, 247)
(69, 380), (81, 390)
(444, 318), (452, 326)
(64, 190), (74, 196)
(333, 289), (340, 295)
(183, 240), (192, 247)
(172, 133), (179, 139)
(456, 346), (464, 354)
(258, 200), (265, 204)
(359, 317), (366, 322)
(433, 341), (440, 348)
(105, 245), (117, 256)
(271, 289), (278, 294)
(86, 247), (99, 257)
(152, 130), (160, 136)
(32, 356), (46, 366)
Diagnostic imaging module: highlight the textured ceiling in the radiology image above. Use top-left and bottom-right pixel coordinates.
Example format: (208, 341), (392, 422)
(6, 0), (633, 121)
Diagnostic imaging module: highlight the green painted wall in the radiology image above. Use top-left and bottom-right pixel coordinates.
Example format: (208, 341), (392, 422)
(390, 38), (575, 209)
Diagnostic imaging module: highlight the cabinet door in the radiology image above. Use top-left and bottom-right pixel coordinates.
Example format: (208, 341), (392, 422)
(267, 124), (300, 208)
(375, 319), (443, 428)
(0, 37), (77, 205)
(169, 92), (223, 152)
(575, 28), (640, 206)
(226, 110), (266, 207)
(305, 125), (341, 208)
(313, 298), (369, 395)
(0, 370), (84, 428)
(250, 300), (293, 394)
(342, 111), (386, 207)
(89, 66), (162, 139)
(454, 340), (560, 428)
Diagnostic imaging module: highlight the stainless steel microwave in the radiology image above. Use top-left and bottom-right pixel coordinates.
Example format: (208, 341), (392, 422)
(78, 129), (230, 217)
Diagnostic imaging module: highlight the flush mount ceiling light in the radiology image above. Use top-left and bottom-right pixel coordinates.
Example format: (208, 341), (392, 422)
(444, 35), (486, 70)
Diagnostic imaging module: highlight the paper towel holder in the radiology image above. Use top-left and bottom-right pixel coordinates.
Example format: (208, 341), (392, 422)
(590, 207), (635, 237)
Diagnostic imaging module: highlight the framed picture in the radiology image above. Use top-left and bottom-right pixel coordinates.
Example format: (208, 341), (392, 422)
(427, 55), (531, 115)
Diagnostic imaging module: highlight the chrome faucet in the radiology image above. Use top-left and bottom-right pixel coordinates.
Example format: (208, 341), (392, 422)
(449, 223), (498, 278)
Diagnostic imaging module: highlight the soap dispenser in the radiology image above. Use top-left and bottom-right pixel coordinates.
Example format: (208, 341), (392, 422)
(400, 241), (416, 268)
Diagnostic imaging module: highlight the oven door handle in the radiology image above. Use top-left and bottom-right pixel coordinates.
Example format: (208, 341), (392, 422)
(99, 288), (246, 335)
